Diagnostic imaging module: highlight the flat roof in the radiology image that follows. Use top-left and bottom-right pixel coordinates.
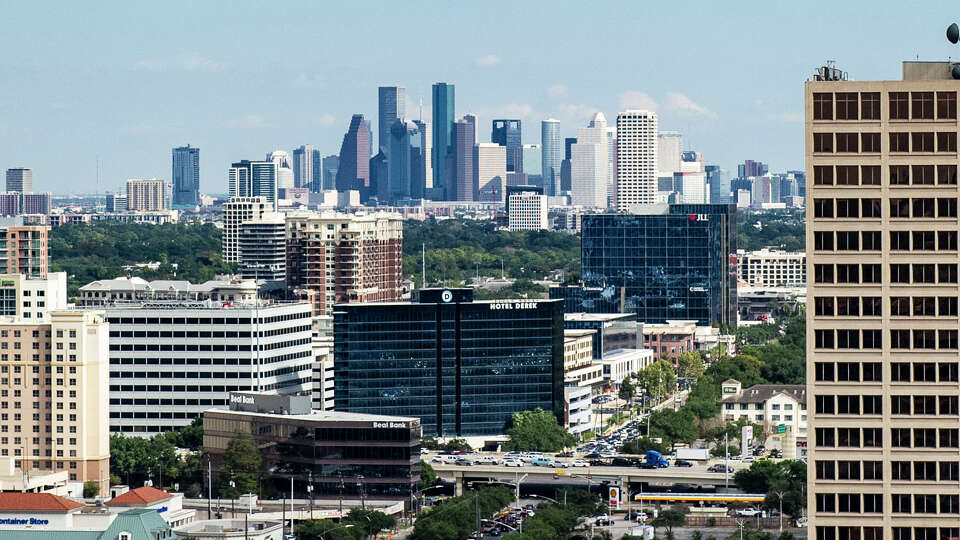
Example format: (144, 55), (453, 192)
(205, 408), (419, 424)
(601, 348), (653, 361)
(564, 329), (596, 339)
(564, 313), (634, 322)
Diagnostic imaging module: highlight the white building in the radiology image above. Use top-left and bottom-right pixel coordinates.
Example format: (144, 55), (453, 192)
(267, 150), (294, 190)
(105, 301), (313, 436)
(657, 131), (682, 177)
(615, 110), (658, 211)
(565, 385), (593, 436)
(78, 277), (257, 306)
(105, 485), (195, 528)
(676, 153), (707, 204)
(507, 191), (548, 231)
(238, 212), (286, 282)
(719, 379), (807, 448)
(736, 248), (806, 287)
(222, 196), (273, 263)
(0, 493), (173, 538)
(0, 272), (67, 320)
(599, 348), (654, 382)
(311, 315), (334, 411)
(475, 143), (507, 202)
(571, 112), (609, 208)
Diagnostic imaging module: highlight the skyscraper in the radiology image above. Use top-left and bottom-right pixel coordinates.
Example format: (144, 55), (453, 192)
(475, 143), (507, 202)
(5, 168), (32, 193)
(541, 119), (562, 196)
(171, 145), (199, 207)
(453, 117), (477, 201)
(228, 160), (278, 204)
(571, 113), (608, 208)
(522, 144), (542, 176)
(378, 86), (406, 154)
(431, 83), (455, 199)
(385, 119), (426, 202)
(267, 150), (294, 190)
(321, 155), (339, 191)
(705, 165), (730, 204)
(292, 145), (321, 189)
(414, 119), (433, 191)
(334, 114), (371, 193)
(492, 119), (522, 173)
(615, 110), (658, 211)
(561, 137), (576, 193)
(657, 131), (682, 177)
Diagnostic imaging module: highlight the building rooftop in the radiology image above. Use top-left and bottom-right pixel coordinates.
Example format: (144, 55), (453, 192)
(0, 492), (83, 512)
(600, 348), (653, 361)
(721, 384), (807, 404)
(564, 313), (635, 322)
(106, 486), (172, 506)
(80, 276), (257, 294)
(564, 329), (596, 339)
(207, 407), (419, 424)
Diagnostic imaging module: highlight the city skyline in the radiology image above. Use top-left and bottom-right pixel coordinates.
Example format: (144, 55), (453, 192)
(1, 2), (953, 194)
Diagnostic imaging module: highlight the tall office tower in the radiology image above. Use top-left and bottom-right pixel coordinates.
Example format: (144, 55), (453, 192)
(268, 150), (295, 190)
(171, 145), (200, 208)
(105, 193), (127, 212)
(561, 137), (576, 193)
(228, 160), (278, 205)
(334, 114), (371, 193)
(674, 151), (707, 204)
(238, 212), (286, 282)
(541, 119), (562, 196)
(221, 196), (272, 263)
(369, 151), (388, 202)
(378, 86), (406, 154)
(105, 301), (313, 435)
(581, 204), (736, 325)
(804, 61), (960, 538)
(606, 126), (617, 198)
(475, 143), (507, 202)
(706, 165), (730, 204)
(615, 110), (658, 211)
(657, 131), (682, 177)
(385, 120), (426, 201)
(125, 178), (167, 211)
(285, 211), (403, 315)
(507, 186), (548, 231)
(321, 155), (339, 191)
(571, 113), (609, 208)
(788, 169), (806, 198)
(0, 310), (110, 491)
(22, 193), (51, 215)
(5, 168), (32, 193)
(334, 288), (564, 437)
(738, 159), (768, 179)
(492, 119), (522, 173)
(453, 117), (477, 201)
(292, 145), (321, 189)
(431, 82), (455, 199)
(522, 144), (542, 176)
(414, 119), (433, 191)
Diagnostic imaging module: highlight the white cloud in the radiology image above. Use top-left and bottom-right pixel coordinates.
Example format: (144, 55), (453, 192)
(227, 115), (266, 129)
(557, 103), (599, 124)
(618, 90), (658, 111)
(547, 84), (568, 99)
(316, 113), (336, 127)
(133, 59), (166, 72)
(183, 54), (225, 72)
(664, 92), (717, 119)
(475, 54), (501, 67)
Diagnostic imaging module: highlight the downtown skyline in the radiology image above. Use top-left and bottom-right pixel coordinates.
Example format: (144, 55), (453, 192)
(0, 1), (955, 194)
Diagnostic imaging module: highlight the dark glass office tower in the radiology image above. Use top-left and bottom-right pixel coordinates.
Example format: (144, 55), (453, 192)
(581, 204), (737, 326)
(334, 289), (564, 437)
(431, 83), (455, 200)
(492, 119), (522, 173)
(172, 145), (199, 207)
(335, 114), (371, 192)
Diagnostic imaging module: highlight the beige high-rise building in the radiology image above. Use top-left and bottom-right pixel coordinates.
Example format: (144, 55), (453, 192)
(125, 178), (167, 211)
(615, 110), (658, 211)
(807, 61), (960, 539)
(0, 310), (110, 493)
(221, 196), (272, 263)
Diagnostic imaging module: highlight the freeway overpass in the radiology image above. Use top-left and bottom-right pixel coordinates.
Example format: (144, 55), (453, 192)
(432, 463), (733, 496)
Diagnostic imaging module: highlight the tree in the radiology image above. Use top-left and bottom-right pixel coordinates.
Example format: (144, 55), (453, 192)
(734, 459), (806, 517)
(618, 377), (636, 403)
(420, 461), (437, 486)
(440, 438), (473, 453)
(220, 430), (262, 497)
(620, 437), (668, 455)
(636, 360), (676, 401)
(83, 481), (99, 498)
(345, 508), (395, 537)
(651, 509), (685, 535)
(503, 409), (575, 452)
(677, 351), (705, 379)
(647, 409), (697, 447)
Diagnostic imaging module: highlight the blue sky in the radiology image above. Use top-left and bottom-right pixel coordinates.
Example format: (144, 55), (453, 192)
(0, 1), (957, 194)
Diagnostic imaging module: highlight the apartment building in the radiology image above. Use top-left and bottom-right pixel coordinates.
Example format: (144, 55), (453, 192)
(0, 223), (48, 278)
(0, 310), (110, 493)
(807, 61), (960, 539)
(737, 248), (807, 286)
(222, 196), (273, 263)
(105, 301), (313, 435)
(125, 178), (167, 212)
(285, 211), (403, 315)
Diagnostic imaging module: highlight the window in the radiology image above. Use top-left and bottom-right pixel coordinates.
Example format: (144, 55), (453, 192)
(816, 394), (835, 414)
(913, 198), (935, 217)
(815, 330), (835, 349)
(914, 132), (935, 152)
(915, 494), (937, 513)
(836, 92), (858, 119)
(917, 428), (938, 447)
(913, 296), (936, 315)
(837, 297), (859, 316)
(814, 297), (835, 316)
(891, 362), (911, 381)
(939, 198), (958, 218)
(862, 231), (881, 250)
(939, 132), (958, 152)
(814, 362), (835, 381)
(815, 264), (834, 284)
(890, 231), (910, 251)
(891, 428), (911, 447)
(862, 264), (881, 283)
(890, 92), (909, 119)
(890, 264), (910, 283)
(837, 232), (858, 251)
(940, 263), (958, 283)
(814, 199), (834, 218)
(913, 91), (935, 119)
(837, 427), (860, 447)
(862, 165), (881, 185)
(836, 166), (859, 185)
(892, 461), (912, 480)
(837, 329), (859, 349)
(816, 460), (835, 480)
(942, 428), (960, 448)
(863, 395), (882, 414)
(836, 198), (859, 218)
(863, 495), (882, 514)
(890, 132), (910, 152)
(862, 92), (881, 119)
(863, 363), (882, 382)
(890, 198), (910, 217)
(940, 330), (959, 350)
(814, 231), (835, 251)
(814, 93), (833, 120)
(861, 132), (881, 152)
(913, 231), (935, 250)
(861, 198), (881, 217)
(939, 230), (958, 250)
(863, 329), (882, 348)
(838, 362), (860, 381)
(836, 133), (859, 152)
(940, 395), (959, 414)
(814, 133), (834, 153)
(837, 493), (860, 513)
(914, 395), (937, 414)
(837, 264), (859, 283)
(892, 395), (911, 414)
(914, 329), (937, 349)
(817, 493), (836, 513)
(913, 165), (935, 185)
(941, 461), (960, 481)
(914, 263), (936, 284)
(940, 164), (959, 185)
(863, 297), (882, 316)
(891, 329), (911, 348)
(938, 91), (957, 119)
(837, 394), (860, 413)
(939, 296), (959, 316)
(941, 362), (960, 381)
(816, 428), (834, 447)
(814, 165), (834, 185)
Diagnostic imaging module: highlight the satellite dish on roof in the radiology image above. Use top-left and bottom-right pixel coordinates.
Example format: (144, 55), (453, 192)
(949, 23), (960, 44)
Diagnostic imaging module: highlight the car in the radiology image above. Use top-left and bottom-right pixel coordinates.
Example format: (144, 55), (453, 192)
(584, 452), (602, 459)
(420, 447), (430, 455)
(552, 460), (569, 468)
(612, 457), (636, 467)
(708, 464), (734, 473)
(594, 515), (612, 526)
(454, 458), (473, 466)
(588, 459), (608, 467)
(740, 455), (755, 463)
(503, 458), (523, 467)
(674, 459), (694, 467)
(570, 460), (589, 467)
(735, 507), (763, 517)
(430, 456), (444, 464)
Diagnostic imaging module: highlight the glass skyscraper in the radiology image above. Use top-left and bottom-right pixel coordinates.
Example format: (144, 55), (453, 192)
(492, 119), (522, 173)
(377, 86), (406, 155)
(581, 204), (737, 326)
(541, 119), (562, 196)
(171, 145), (199, 207)
(334, 289), (564, 437)
(431, 83), (455, 200)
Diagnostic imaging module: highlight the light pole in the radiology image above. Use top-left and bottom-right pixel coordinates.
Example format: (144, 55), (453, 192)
(307, 471), (314, 520)
(774, 490), (785, 533)
(736, 518), (746, 540)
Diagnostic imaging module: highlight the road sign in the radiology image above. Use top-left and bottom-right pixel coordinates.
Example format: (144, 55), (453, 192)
(777, 424), (786, 434)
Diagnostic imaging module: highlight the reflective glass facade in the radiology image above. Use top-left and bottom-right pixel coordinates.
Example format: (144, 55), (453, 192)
(334, 289), (564, 436)
(581, 204), (737, 326)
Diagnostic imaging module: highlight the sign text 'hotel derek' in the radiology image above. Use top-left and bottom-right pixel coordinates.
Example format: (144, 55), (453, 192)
(488, 301), (537, 310)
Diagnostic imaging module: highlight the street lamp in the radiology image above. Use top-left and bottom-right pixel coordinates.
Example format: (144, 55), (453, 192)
(774, 490), (785, 533)
(320, 523), (354, 540)
(736, 518), (746, 540)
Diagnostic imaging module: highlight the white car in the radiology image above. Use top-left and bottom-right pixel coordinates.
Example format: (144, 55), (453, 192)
(420, 448), (430, 455)
(570, 460), (589, 467)
(740, 455), (755, 463)
(735, 507), (763, 517)
(503, 458), (523, 467)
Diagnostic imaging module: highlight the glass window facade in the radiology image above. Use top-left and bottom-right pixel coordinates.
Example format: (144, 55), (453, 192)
(334, 290), (564, 436)
(581, 204), (737, 326)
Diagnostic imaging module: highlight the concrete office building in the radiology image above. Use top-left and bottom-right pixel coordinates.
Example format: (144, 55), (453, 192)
(615, 110), (658, 211)
(267, 151), (294, 191)
(238, 212), (287, 282)
(105, 193), (126, 213)
(0, 272), (67, 320)
(806, 60), (960, 538)
(334, 288), (564, 437)
(737, 248), (806, 287)
(541, 119), (562, 196)
(4, 169), (32, 193)
(106, 301), (313, 435)
(378, 86), (406, 154)
(222, 196), (273, 263)
(492, 119), (522, 173)
(475, 142), (506, 202)
(21, 194), (51, 216)
(507, 187), (548, 231)
(172, 145), (200, 208)
(292, 144), (322, 190)
(125, 179), (166, 212)
(229, 160), (278, 205)
(571, 113), (609, 208)
(285, 211), (403, 315)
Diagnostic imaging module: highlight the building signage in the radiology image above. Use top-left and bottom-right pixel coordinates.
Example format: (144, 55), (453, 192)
(229, 394), (254, 405)
(0, 517), (50, 525)
(688, 214), (709, 222)
(373, 421), (407, 429)
(488, 302), (537, 310)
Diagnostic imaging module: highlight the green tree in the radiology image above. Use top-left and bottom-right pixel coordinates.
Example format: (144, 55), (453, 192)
(620, 437), (668, 455)
(733, 459), (806, 517)
(420, 461), (437, 486)
(220, 430), (262, 497)
(636, 360), (676, 401)
(618, 377), (636, 403)
(677, 351), (706, 379)
(651, 509), (685, 535)
(647, 409), (697, 447)
(503, 409), (575, 452)
(83, 481), (100, 498)
(345, 508), (396, 537)
(440, 438), (473, 452)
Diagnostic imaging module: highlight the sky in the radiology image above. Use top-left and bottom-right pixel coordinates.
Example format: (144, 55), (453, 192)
(0, 1), (958, 195)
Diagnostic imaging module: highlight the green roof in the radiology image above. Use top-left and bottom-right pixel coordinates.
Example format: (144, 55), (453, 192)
(0, 508), (173, 540)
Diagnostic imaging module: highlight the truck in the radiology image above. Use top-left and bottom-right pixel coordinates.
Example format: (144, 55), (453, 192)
(643, 450), (670, 468)
(675, 448), (710, 461)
